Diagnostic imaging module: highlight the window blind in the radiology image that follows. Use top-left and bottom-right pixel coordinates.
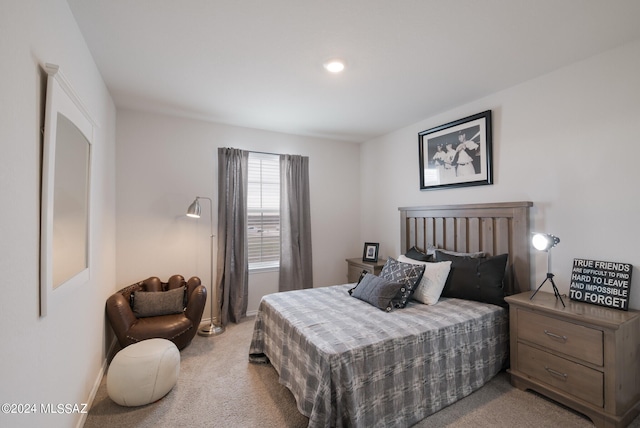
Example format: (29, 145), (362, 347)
(247, 152), (280, 270)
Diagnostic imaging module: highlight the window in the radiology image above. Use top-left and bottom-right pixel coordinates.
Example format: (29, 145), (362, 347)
(247, 152), (280, 270)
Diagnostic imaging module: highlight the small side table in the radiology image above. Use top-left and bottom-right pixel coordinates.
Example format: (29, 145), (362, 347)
(345, 258), (386, 283)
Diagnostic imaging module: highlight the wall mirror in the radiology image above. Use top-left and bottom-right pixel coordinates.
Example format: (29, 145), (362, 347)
(41, 63), (96, 317)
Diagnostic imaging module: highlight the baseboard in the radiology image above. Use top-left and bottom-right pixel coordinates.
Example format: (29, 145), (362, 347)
(75, 337), (118, 428)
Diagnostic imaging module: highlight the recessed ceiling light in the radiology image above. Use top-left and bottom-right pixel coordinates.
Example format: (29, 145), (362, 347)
(323, 59), (345, 73)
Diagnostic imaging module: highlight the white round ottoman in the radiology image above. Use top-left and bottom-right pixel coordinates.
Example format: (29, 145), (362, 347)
(107, 338), (180, 406)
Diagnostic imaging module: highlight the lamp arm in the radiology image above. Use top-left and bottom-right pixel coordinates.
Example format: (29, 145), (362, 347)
(195, 196), (214, 236)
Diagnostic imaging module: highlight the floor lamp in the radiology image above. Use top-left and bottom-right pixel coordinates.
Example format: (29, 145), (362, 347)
(529, 232), (565, 307)
(187, 196), (225, 336)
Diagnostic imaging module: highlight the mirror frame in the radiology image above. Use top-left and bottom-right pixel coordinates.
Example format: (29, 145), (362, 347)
(40, 63), (96, 317)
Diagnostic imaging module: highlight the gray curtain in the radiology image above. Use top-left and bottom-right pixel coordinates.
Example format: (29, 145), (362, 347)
(216, 148), (249, 325)
(279, 154), (313, 291)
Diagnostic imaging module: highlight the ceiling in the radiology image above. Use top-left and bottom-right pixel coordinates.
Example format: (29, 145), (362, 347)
(67, 0), (640, 143)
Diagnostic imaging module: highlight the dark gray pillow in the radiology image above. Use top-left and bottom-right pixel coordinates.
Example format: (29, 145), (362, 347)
(435, 251), (509, 307)
(132, 286), (186, 317)
(405, 246), (433, 262)
(437, 249), (485, 258)
(351, 273), (405, 312)
(379, 257), (425, 308)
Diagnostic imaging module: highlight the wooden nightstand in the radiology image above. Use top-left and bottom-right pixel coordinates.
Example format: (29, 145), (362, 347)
(505, 291), (640, 428)
(345, 258), (386, 283)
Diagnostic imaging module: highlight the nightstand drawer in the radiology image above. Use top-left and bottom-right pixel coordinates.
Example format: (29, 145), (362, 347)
(518, 343), (604, 407)
(517, 309), (603, 366)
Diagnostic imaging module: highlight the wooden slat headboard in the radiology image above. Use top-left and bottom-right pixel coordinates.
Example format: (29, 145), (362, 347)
(399, 201), (533, 295)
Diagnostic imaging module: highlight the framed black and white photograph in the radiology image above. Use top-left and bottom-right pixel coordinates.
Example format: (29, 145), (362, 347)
(362, 242), (379, 262)
(418, 110), (493, 190)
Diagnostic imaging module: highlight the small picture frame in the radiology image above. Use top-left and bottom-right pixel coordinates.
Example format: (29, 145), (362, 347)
(362, 242), (380, 262)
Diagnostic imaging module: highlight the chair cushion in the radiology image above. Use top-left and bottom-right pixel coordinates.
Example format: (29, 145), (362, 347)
(127, 313), (193, 342)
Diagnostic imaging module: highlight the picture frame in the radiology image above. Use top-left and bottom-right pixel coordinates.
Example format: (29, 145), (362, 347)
(362, 242), (380, 262)
(418, 110), (493, 190)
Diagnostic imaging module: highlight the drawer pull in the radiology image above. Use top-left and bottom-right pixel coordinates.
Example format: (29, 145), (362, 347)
(545, 366), (568, 381)
(544, 330), (567, 342)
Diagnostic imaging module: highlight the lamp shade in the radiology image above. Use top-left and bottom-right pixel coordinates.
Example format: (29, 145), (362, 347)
(532, 233), (560, 251)
(186, 198), (201, 218)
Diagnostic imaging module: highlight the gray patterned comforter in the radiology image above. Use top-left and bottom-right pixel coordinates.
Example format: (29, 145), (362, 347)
(249, 284), (509, 427)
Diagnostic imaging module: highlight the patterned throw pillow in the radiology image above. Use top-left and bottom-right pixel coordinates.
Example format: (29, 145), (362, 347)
(379, 257), (425, 308)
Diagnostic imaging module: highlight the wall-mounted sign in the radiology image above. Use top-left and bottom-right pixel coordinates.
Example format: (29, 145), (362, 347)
(569, 258), (633, 310)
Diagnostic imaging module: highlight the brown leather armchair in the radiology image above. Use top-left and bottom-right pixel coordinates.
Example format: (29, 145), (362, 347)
(106, 275), (206, 350)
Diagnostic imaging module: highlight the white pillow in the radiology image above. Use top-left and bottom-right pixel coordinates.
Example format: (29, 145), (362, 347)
(397, 255), (452, 305)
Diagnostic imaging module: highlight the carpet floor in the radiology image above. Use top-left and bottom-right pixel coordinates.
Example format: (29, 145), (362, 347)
(85, 317), (640, 427)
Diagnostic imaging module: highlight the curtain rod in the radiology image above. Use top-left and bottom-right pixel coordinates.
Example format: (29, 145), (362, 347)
(249, 150), (281, 156)
(249, 150), (307, 158)
(227, 148), (306, 157)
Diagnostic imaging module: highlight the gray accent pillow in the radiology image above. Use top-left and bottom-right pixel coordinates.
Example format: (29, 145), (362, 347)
(379, 257), (425, 308)
(351, 273), (405, 312)
(132, 286), (186, 318)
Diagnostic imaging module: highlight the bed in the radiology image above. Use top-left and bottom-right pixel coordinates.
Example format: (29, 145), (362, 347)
(249, 201), (533, 427)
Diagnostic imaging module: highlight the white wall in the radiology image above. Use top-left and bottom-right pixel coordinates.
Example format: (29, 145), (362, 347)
(2, 6), (635, 426)
(115, 110), (361, 316)
(0, 1), (116, 427)
(361, 39), (640, 310)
